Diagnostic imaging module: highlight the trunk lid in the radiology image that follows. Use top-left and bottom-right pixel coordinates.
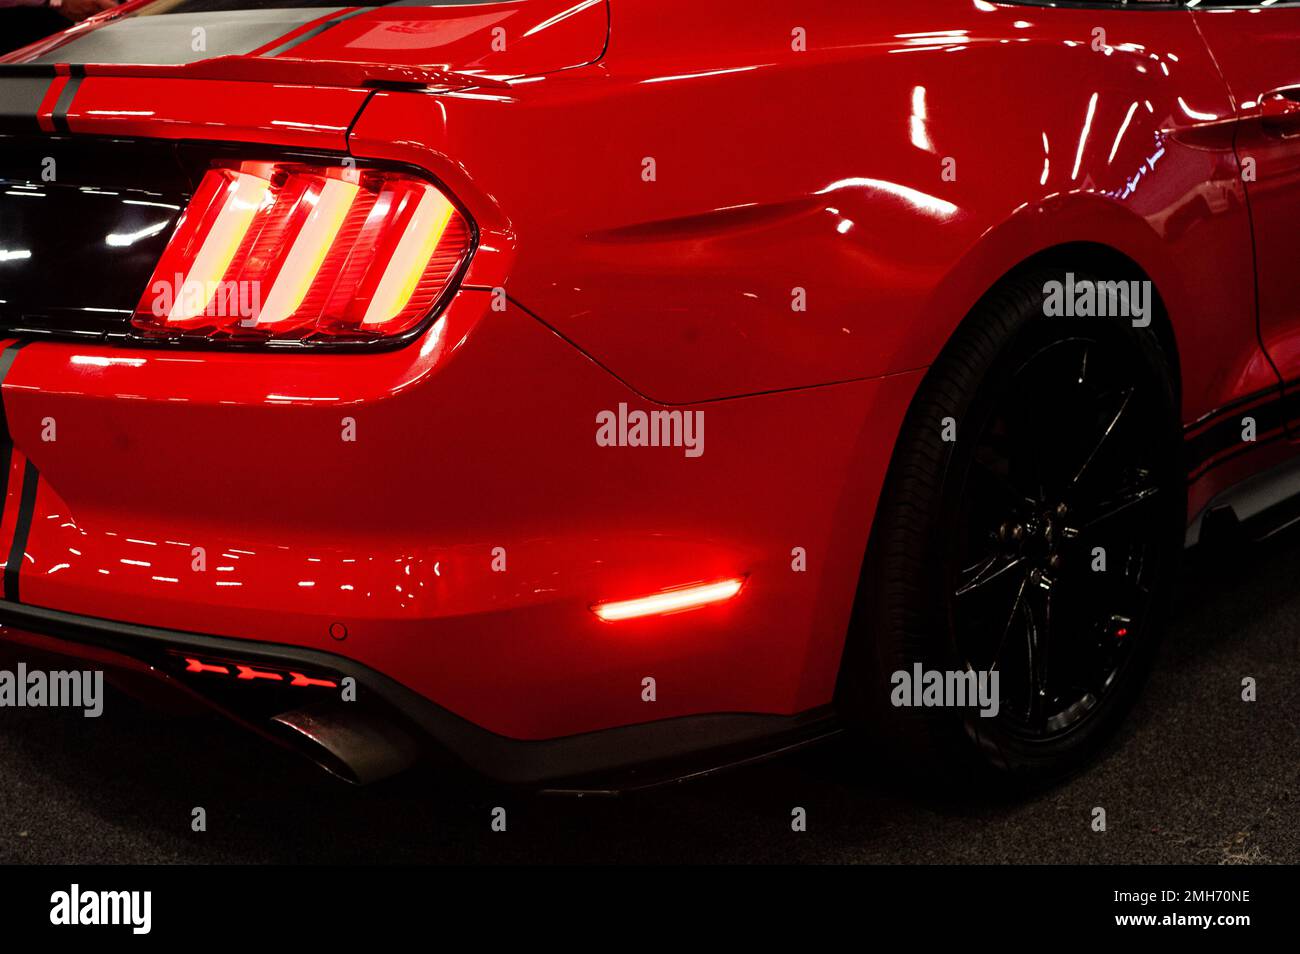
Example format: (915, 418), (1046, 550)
(4, 1), (609, 81)
(0, 1), (606, 339)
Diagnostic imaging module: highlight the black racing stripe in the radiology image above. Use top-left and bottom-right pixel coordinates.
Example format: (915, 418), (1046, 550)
(0, 341), (32, 602)
(23, 11), (352, 66)
(0, 341), (30, 482)
(1178, 368), (1300, 482)
(1185, 395), (1287, 474)
(50, 75), (83, 135)
(1189, 431), (1286, 485)
(4, 460), (39, 603)
(0, 76), (52, 133)
(1176, 370), (1300, 476)
(1275, 380), (1300, 432)
(263, 8), (371, 57)
(0, 66), (58, 78)
(1185, 384), (1280, 437)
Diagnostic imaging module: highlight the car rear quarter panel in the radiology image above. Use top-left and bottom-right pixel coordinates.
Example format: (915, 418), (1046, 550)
(349, 0), (1267, 420)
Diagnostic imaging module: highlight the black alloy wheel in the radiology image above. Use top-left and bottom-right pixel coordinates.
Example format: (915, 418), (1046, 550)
(951, 332), (1174, 741)
(839, 269), (1183, 786)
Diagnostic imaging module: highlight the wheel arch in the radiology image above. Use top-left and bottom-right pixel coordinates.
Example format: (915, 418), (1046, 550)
(986, 242), (1182, 410)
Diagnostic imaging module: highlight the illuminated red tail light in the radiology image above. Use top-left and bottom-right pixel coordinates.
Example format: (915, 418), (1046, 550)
(132, 160), (472, 344)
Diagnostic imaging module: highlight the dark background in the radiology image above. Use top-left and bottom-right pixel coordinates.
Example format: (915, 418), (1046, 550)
(0, 530), (1294, 865)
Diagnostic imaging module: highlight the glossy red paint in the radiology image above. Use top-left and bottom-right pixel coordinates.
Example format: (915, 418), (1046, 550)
(1190, 6), (1300, 425)
(344, 2), (1272, 415)
(5, 293), (920, 738)
(278, 0), (608, 78)
(0, 0), (1294, 773)
(64, 78), (368, 148)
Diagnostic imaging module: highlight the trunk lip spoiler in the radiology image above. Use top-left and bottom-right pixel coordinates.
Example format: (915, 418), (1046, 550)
(0, 56), (513, 92)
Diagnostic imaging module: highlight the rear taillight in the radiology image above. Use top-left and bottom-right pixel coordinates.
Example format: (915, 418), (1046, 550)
(131, 160), (472, 344)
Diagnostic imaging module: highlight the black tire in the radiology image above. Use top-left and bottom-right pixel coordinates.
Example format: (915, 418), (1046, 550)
(838, 268), (1183, 788)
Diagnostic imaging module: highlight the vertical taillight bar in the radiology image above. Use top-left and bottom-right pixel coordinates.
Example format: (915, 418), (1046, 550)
(132, 160), (472, 344)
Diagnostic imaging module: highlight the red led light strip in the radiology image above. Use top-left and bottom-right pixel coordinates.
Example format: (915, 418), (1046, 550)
(180, 656), (337, 688)
(591, 577), (746, 622)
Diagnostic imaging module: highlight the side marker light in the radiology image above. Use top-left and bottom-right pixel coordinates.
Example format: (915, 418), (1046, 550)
(591, 577), (746, 622)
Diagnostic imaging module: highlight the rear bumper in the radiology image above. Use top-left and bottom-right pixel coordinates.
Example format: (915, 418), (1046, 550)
(0, 287), (923, 755)
(0, 599), (836, 787)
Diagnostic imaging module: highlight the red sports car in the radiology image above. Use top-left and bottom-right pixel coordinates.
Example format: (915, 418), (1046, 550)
(0, 0), (1289, 789)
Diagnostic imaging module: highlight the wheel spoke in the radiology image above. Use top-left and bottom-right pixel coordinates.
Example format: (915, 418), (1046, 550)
(1070, 387), (1135, 489)
(1079, 481), (1161, 534)
(988, 571), (1029, 673)
(1023, 572), (1053, 723)
(954, 553), (1025, 599)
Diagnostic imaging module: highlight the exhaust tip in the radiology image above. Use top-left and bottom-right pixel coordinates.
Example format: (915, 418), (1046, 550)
(271, 705), (421, 785)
